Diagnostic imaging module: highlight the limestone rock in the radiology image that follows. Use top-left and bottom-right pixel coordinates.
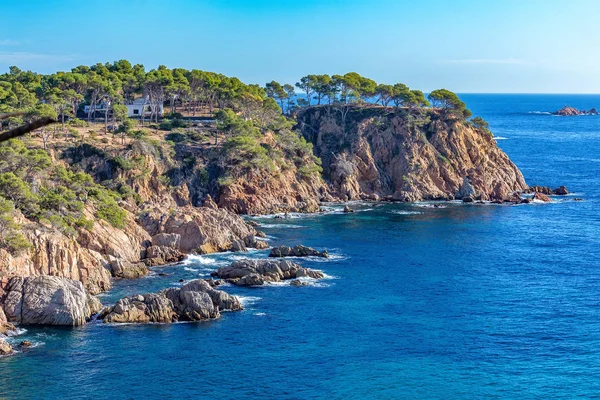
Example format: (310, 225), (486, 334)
(269, 245), (328, 258)
(1, 276), (99, 326)
(343, 205), (354, 213)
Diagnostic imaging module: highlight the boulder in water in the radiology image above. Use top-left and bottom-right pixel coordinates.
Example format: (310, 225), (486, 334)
(269, 245), (328, 258)
(101, 279), (241, 324)
(343, 205), (354, 213)
(553, 186), (568, 195)
(211, 259), (325, 286)
(532, 192), (552, 202)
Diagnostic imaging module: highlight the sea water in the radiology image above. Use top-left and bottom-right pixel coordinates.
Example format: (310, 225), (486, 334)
(1, 94), (600, 399)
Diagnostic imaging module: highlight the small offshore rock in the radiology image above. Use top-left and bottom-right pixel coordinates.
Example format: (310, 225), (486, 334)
(532, 192), (552, 202)
(269, 245), (328, 258)
(343, 205), (354, 213)
(212, 259), (325, 286)
(19, 340), (32, 348)
(553, 186), (568, 195)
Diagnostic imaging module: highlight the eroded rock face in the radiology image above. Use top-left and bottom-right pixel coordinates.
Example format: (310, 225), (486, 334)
(269, 245), (328, 258)
(211, 259), (325, 286)
(1, 276), (101, 326)
(298, 107), (527, 202)
(0, 210), (150, 295)
(139, 206), (268, 255)
(101, 279), (242, 323)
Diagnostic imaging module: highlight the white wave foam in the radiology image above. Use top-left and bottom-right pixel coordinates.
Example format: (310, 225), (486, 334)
(493, 136), (508, 140)
(254, 312), (266, 316)
(258, 223), (304, 229)
(184, 255), (217, 265)
(389, 210), (424, 215)
(237, 296), (261, 306)
(6, 328), (27, 337)
(183, 267), (199, 272)
(528, 111), (552, 115)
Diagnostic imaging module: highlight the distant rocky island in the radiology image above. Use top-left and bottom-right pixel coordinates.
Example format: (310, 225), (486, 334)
(553, 106), (598, 116)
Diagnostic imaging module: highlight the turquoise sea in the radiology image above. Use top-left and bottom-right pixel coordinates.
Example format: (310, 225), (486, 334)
(1, 94), (600, 399)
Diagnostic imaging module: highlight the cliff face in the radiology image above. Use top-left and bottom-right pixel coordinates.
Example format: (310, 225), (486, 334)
(217, 169), (327, 215)
(297, 106), (527, 201)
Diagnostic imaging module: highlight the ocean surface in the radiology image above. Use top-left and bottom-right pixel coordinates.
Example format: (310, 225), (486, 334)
(2, 94), (600, 399)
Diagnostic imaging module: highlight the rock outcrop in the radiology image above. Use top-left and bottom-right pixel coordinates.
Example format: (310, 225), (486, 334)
(553, 106), (598, 116)
(139, 206), (268, 255)
(1, 276), (100, 326)
(269, 245), (328, 258)
(211, 259), (325, 286)
(0, 338), (11, 355)
(298, 106), (527, 202)
(524, 185), (568, 196)
(532, 192), (552, 202)
(101, 280), (241, 323)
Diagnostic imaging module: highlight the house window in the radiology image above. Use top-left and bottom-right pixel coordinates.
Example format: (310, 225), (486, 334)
(133, 109), (139, 115)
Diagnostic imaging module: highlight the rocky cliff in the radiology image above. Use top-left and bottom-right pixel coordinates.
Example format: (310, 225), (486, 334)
(297, 106), (527, 201)
(0, 137), (267, 295)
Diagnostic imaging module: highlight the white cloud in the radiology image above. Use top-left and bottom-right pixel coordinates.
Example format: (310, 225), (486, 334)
(0, 52), (74, 64)
(0, 39), (21, 46)
(444, 58), (533, 65)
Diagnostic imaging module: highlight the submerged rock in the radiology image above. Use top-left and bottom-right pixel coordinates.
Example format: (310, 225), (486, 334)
(101, 279), (241, 324)
(269, 245), (328, 258)
(211, 259), (325, 286)
(1, 276), (101, 326)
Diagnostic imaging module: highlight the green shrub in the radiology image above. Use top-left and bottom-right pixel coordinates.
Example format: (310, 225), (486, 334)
(68, 118), (88, 127)
(165, 132), (187, 143)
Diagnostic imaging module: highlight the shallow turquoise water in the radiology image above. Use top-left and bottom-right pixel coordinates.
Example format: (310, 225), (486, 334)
(1, 95), (600, 399)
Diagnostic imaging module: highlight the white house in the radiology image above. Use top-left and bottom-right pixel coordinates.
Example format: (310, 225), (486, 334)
(126, 98), (164, 118)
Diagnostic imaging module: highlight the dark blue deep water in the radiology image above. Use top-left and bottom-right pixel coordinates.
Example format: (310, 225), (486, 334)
(2, 94), (600, 399)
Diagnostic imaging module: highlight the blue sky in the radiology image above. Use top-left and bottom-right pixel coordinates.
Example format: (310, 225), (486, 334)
(0, 0), (599, 93)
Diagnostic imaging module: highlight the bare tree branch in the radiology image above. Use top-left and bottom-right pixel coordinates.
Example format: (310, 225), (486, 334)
(0, 118), (57, 143)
